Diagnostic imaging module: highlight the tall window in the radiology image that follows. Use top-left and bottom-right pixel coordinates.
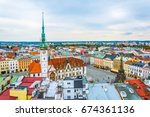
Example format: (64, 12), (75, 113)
(67, 90), (71, 93)
(67, 96), (71, 99)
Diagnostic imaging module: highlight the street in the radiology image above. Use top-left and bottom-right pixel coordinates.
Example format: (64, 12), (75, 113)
(87, 65), (117, 83)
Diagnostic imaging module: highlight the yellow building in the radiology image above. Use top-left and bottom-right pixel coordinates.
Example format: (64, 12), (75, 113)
(124, 58), (139, 77)
(17, 57), (32, 72)
(111, 56), (130, 73)
(103, 58), (113, 70)
(103, 55), (116, 70)
(10, 87), (33, 100)
(0, 59), (9, 75)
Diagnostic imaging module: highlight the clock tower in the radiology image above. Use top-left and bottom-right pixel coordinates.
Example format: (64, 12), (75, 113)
(40, 12), (48, 78)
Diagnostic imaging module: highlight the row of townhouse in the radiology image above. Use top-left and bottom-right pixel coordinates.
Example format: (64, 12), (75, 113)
(127, 62), (150, 79)
(124, 57), (150, 79)
(29, 57), (86, 81)
(91, 53), (131, 71)
(0, 55), (40, 75)
(0, 58), (9, 74)
(91, 53), (150, 79)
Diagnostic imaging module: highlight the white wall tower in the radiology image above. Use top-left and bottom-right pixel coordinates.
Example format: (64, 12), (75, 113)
(40, 12), (48, 78)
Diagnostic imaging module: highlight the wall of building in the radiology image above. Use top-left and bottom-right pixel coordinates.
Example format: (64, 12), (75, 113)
(63, 88), (74, 100)
(94, 58), (104, 68)
(52, 66), (86, 80)
(0, 60), (9, 74)
(30, 73), (41, 77)
(8, 60), (18, 73)
(103, 59), (113, 69)
(63, 80), (74, 99)
(18, 58), (32, 72)
(10, 89), (27, 100)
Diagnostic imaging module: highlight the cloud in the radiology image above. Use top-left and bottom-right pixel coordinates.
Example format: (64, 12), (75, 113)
(123, 32), (133, 36)
(0, 0), (150, 41)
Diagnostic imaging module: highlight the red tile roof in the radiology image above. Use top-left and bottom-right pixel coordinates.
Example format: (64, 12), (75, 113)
(126, 79), (150, 100)
(0, 88), (17, 100)
(20, 77), (43, 96)
(0, 77), (43, 100)
(29, 51), (40, 55)
(135, 56), (150, 61)
(21, 77), (43, 83)
(28, 60), (41, 74)
(124, 59), (138, 64)
(80, 49), (87, 53)
(0, 57), (6, 61)
(6, 52), (16, 58)
(141, 58), (150, 61)
(12, 47), (18, 51)
(20, 83), (32, 87)
(48, 57), (84, 69)
(27, 88), (34, 95)
(29, 57), (84, 74)
(85, 54), (91, 57)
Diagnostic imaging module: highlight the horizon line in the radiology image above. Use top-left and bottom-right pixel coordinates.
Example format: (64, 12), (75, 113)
(0, 40), (150, 42)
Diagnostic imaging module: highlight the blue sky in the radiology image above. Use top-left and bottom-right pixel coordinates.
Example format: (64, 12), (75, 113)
(0, 0), (150, 41)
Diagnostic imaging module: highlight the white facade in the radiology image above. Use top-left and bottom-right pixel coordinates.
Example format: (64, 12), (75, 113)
(128, 63), (150, 79)
(63, 80), (75, 100)
(63, 80), (74, 88)
(128, 64), (143, 78)
(142, 68), (150, 79)
(83, 66), (87, 75)
(63, 88), (75, 100)
(63, 77), (88, 100)
(8, 60), (18, 73)
(40, 49), (48, 77)
(30, 73), (41, 77)
(48, 63), (87, 80)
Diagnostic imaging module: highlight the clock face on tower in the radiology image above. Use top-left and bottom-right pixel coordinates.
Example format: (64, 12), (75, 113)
(42, 57), (46, 61)
(42, 50), (46, 54)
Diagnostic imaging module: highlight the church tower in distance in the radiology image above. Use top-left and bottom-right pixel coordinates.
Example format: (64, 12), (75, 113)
(40, 12), (48, 78)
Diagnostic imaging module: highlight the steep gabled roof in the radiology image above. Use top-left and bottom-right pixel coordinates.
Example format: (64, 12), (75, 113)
(22, 77), (43, 83)
(95, 53), (106, 59)
(29, 57), (84, 74)
(131, 62), (145, 68)
(104, 54), (117, 60)
(28, 60), (41, 73)
(48, 57), (84, 69)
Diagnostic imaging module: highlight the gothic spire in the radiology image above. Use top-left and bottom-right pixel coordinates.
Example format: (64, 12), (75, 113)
(40, 12), (47, 49)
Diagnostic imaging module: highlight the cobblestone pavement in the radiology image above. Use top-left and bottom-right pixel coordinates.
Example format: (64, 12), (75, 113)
(87, 65), (117, 83)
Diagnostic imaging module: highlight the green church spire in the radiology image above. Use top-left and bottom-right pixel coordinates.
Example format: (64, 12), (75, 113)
(40, 12), (47, 49)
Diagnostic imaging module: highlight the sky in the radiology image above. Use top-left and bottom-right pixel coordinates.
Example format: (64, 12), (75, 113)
(0, 0), (150, 41)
